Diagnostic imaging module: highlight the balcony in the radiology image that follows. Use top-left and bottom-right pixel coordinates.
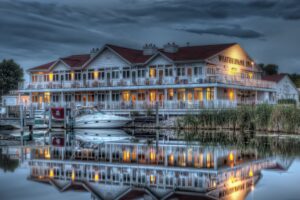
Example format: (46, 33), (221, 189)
(19, 74), (276, 91)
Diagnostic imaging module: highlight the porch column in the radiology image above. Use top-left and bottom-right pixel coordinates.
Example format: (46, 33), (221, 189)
(108, 90), (112, 109)
(164, 88), (167, 109)
(94, 92), (98, 107)
(214, 87), (218, 108)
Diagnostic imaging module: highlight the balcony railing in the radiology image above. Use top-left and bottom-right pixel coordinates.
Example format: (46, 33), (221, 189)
(29, 99), (276, 111)
(19, 75), (276, 91)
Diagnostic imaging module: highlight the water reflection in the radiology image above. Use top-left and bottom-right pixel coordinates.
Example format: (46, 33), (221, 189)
(0, 129), (300, 200)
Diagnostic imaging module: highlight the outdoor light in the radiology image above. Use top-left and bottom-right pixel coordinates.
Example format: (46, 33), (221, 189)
(94, 172), (99, 182)
(49, 169), (54, 178)
(71, 170), (75, 181)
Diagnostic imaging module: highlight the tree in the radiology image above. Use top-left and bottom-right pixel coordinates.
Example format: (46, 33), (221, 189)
(0, 59), (24, 96)
(258, 63), (279, 76)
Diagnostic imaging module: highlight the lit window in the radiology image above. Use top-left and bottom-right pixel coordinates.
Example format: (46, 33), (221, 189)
(206, 88), (214, 101)
(149, 68), (156, 78)
(149, 91), (156, 102)
(122, 91), (130, 102)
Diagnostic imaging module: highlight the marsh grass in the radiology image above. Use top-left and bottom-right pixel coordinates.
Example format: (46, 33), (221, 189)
(176, 104), (300, 134)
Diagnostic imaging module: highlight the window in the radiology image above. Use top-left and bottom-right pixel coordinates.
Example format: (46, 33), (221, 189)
(112, 71), (119, 79)
(138, 93), (145, 101)
(177, 90), (185, 101)
(32, 96), (38, 102)
(206, 88), (214, 101)
(167, 89), (174, 100)
(32, 75), (37, 82)
(98, 70), (105, 80)
(65, 71), (71, 81)
(194, 88), (203, 101)
(149, 68), (156, 78)
(112, 93), (120, 101)
(207, 68), (216, 75)
(88, 94), (94, 102)
(194, 67), (202, 76)
(123, 70), (130, 79)
(75, 94), (81, 102)
(122, 91), (130, 101)
(176, 68), (185, 76)
(98, 93), (105, 102)
(75, 72), (81, 80)
(52, 95), (59, 102)
(138, 69), (146, 78)
(53, 73), (59, 82)
(165, 67), (173, 77)
(44, 74), (49, 82)
(88, 70), (94, 80)
(64, 94), (72, 102)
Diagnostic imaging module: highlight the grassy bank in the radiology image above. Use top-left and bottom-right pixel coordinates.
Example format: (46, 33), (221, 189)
(176, 104), (300, 134)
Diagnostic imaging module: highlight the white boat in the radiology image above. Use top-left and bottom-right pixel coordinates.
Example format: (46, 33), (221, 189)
(74, 129), (131, 143)
(74, 107), (132, 129)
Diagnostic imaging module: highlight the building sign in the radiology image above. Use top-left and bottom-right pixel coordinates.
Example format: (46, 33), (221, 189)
(219, 55), (252, 67)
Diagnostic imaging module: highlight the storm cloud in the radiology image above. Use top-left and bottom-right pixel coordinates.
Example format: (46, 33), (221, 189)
(0, 0), (299, 75)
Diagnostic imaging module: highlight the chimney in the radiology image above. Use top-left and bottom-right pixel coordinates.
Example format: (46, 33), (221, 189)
(90, 48), (100, 57)
(143, 43), (157, 55)
(163, 42), (179, 53)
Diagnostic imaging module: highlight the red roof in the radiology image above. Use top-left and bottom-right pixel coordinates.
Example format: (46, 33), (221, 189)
(159, 43), (236, 61)
(29, 61), (56, 71)
(28, 43), (237, 71)
(262, 74), (286, 83)
(29, 54), (90, 71)
(61, 54), (90, 68)
(107, 44), (152, 63)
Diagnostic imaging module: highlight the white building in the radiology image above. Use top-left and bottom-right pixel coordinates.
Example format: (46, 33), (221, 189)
(262, 74), (299, 103)
(18, 42), (279, 114)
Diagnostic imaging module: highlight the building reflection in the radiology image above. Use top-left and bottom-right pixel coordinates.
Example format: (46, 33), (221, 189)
(10, 129), (290, 200)
(0, 129), (294, 200)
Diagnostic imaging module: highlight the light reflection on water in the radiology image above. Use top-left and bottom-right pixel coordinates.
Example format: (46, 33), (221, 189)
(0, 129), (300, 200)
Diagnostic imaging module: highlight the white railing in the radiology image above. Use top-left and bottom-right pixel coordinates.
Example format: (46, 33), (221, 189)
(19, 75), (276, 91)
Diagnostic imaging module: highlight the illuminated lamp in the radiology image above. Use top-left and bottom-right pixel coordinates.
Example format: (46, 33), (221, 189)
(71, 170), (75, 181)
(94, 172), (99, 182)
(94, 70), (98, 80)
(49, 169), (54, 178)
(49, 73), (53, 81)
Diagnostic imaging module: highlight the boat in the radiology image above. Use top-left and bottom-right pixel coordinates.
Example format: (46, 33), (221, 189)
(74, 107), (132, 129)
(74, 129), (131, 144)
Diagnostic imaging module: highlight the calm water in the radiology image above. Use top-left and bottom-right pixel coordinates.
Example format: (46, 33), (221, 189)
(0, 129), (300, 200)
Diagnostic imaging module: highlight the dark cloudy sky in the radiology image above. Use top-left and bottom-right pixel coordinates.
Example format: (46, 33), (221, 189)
(1, 0), (300, 74)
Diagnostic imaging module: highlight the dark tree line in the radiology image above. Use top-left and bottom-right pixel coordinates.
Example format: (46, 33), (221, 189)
(0, 59), (23, 96)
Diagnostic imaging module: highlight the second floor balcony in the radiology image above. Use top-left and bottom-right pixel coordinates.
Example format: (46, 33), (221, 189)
(19, 74), (276, 92)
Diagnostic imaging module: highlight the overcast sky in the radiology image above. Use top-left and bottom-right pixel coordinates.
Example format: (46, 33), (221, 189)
(0, 0), (300, 73)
